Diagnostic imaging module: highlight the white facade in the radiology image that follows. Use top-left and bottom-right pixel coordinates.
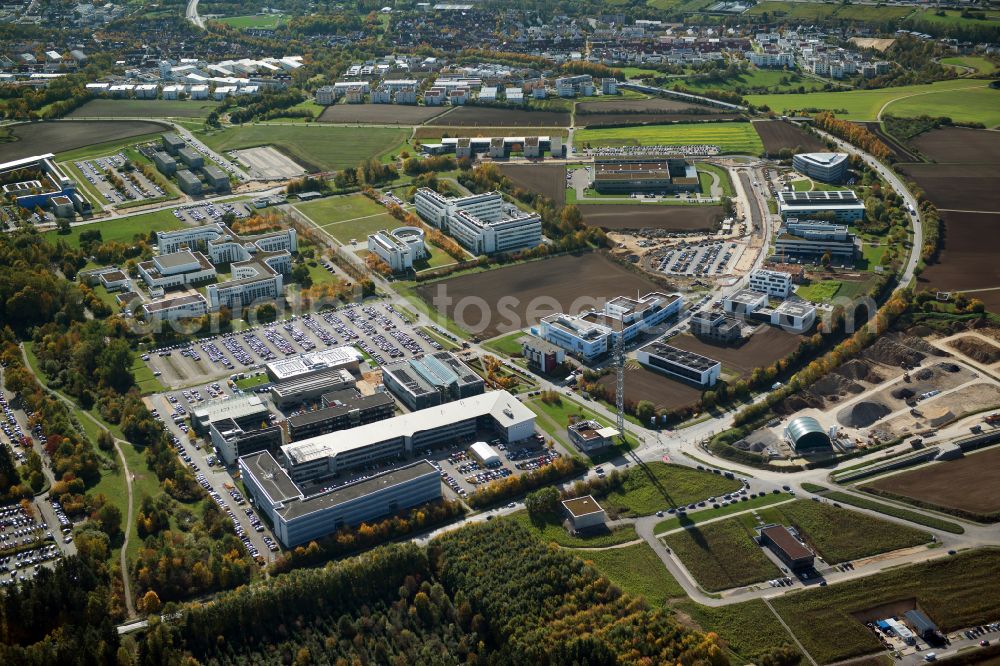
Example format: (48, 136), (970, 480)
(142, 294), (208, 320)
(138, 250), (216, 289)
(367, 227), (427, 272)
(636, 342), (721, 387)
(792, 152), (849, 184)
(413, 188), (541, 255)
(748, 269), (793, 298)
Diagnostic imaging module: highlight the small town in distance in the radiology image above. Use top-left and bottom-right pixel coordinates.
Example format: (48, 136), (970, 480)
(0, 1), (998, 664)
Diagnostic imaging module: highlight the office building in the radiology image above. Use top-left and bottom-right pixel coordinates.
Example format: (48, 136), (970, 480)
(210, 418), (283, 466)
(367, 227), (427, 272)
(636, 341), (721, 387)
(748, 269), (793, 298)
(161, 133), (186, 155)
(382, 351), (484, 411)
(206, 254), (286, 311)
(689, 307), (742, 343)
(157, 223), (297, 264)
(241, 454), (441, 548)
(724, 289), (769, 316)
(265, 346), (362, 383)
(203, 165), (230, 193)
(775, 219), (860, 263)
(792, 152), (849, 184)
(568, 420), (620, 453)
(757, 524), (814, 571)
(592, 155), (699, 194)
(152, 151), (177, 176)
(269, 368), (355, 409)
(281, 390), (535, 483)
(193, 393), (270, 434)
(137, 250), (216, 290)
(519, 336), (565, 374)
(141, 293), (208, 321)
(414, 188), (542, 255)
(287, 389), (396, 441)
(0, 153), (87, 214)
(176, 169), (202, 195)
(777, 190), (865, 222)
(770, 300), (816, 333)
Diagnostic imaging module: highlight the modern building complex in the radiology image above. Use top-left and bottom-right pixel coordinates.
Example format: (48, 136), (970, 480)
(210, 418), (283, 466)
(775, 219), (860, 264)
(269, 368), (356, 409)
(636, 341), (721, 387)
(240, 453), (442, 547)
(533, 292), (684, 362)
(280, 390), (535, 483)
(192, 393), (270, 435)
(156, 223), (297, 265)
(689, 307), (743, 343)
(567, 420), (620, 453)
(137, 250), (217, 289)
(414, 188), (542, 255)
(519, 336), (565, 374)
(776, 190), (866, 222)
(591, 155), (699, 194)
(421, 135), (562, 159)
(286, 389), (396, 441)
(757, 524), (815, 572)
(382, 351), (484, 411)
(367, 227), (428, 272)
(784, 416), (832, 452)
(141, 293), (209, 321)
(748, 269), (793, 298)
(723, 288), (816, 333)
(206, 254), (288, 311)
(265, 347), (362, 383)
(0, 153), (88, 215)
(792, 152), (849, 184)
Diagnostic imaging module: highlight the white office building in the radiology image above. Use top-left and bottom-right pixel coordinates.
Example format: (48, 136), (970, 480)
(138, 250), (217, 289)
(792, 152), (849, 184)
(414, 188), (541, 255)
(367, 227), (427, 272)
(748, 269), (793, 298)
(777, 190), (865, 222)
(636, 342), (721, 387)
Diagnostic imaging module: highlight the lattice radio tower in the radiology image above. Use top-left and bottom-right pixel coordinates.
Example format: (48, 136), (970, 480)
(614, 318), (625, 439)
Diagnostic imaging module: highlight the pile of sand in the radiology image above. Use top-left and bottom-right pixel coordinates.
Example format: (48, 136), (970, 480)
(838, 400), (892, 428)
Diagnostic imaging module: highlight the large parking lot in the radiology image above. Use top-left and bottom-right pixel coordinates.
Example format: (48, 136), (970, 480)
(170, 200), (253, 225)
(142, 302), (443, 389)
(74, 152), (167, 207)
(656, 240), (742, 277)
(428, 435), (566, 500)
(0, 500), (71, 588)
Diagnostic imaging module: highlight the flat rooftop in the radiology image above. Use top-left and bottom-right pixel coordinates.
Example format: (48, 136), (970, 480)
(266, 346), (361, 381)
(640, 341), (720, 372)
(155, 249), (199, 270)
(728, 288), (767, 305)
(562, 495), (604, 518)
(761, 524), (813, 561)
(777, 190), (861, 205)
(287, 392), (394, 427)
(774, 300), (814, 317)
(143, 293), (206, 312)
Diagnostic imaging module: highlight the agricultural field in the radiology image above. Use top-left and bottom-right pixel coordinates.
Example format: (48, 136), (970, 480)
(885, 85), (1000, 128)
(595, 365), (704, 413)
(198, 125), (408, 172)
(216, 14), (286, 29)
(679, 68), (824, 94)
(67, 99), (221, 119)
(747, 0), (915, 21)
(940, 56), (998, 75)
(508, 511), (638, 549)
(745, 80), (999, 124)
(577, 542), (687, 607)
(0, 120), (168, 162)
(668, 328), (803, 378)
(316, 104), (447, 125)
(910, 127), (1000, 164)
(771, 549), (1000, 664)
(44, 208), (186, 249)
(753, 119), (825, 156)
(599, 462), (742, 517)
(413, 127), (569, 141)
(413, 253), (668, 339)
(675, 600), (799, 664)
(575, 97), (736, 127)
(578, 204), (724, 231)
(576, 122), (764, 155)
(897, 164), (1000, 215)
(862, 446), (1000, 522)
(497, 163), (566, 206)
(917, 212), (1000, 301)
(426, 107), (571, 127)
(661, 518), (781, 592)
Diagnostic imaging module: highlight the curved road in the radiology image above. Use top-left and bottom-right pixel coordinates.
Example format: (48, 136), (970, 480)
(185, 0), (205, 29)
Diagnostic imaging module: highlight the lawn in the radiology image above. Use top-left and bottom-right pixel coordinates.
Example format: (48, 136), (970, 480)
(197, 125), (409, 172)
(861, 243), (887, 269)
(322, 213), (399, 245)
(738, 499), (932, 564)
(618, 66), (665, 79)
(483, 331), (527, 357)
(577, 542), (687, 606)
(509, 511), (638, 548)
(771, 549), (1000, 664)
(795, 279), (842, 302)
(662, 518), (781, 592)
(746, 80), (999, 126)
(45, 208), (185, 250)
(294, 193), (386, 225)
(681, 68), (824, 94)
(525, 394), (629, 455)
(131, 358), (165, 395)
(234, 373), (270, 390)
(940, 56), (998, 76)
(55, 132), (166, 162)
(822, 491), (965, 535)
(599, 462), (743, 516)
(413, 243), (459, 271)
(68, 99), (220, 120)
(697, 162), (735, 197)
(576, 122), (764, 155)
(217, 14), (285, 29)
(675, 600), (799, 664)
(118, 441), (164, 562)
(907, 8), (1000, 30)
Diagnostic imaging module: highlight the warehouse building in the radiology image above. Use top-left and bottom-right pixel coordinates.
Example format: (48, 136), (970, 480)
(775, 219), (860, 264)
(792, 152), (848, 184)
(240, 453), (441, 547)
(382, 351), (484, 411)
(269, 368), (356, 409)
(266, 346), (362, 383)
(591, 155), (699, 194)
(563, 496), (606, 531)
(636, 341), (721, 387)
(777, 190), (866, 222)
(784, 416), (832, 452)
(281, 390), (535, 483)
(414, 188), (542, 255)
(287, 390), (396, 441)
(210, 418), (283, 466)
(757, 524), (815, 572)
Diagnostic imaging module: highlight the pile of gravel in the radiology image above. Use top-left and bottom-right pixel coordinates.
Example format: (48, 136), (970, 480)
(838, 400), (892, 428)
(891, 387), (916, 400)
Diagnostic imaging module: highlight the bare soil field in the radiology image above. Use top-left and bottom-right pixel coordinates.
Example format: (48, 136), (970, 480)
(497, 163), (566, 206)
(1, 120), (168, 161)
(578, 204), (723, 231)
(414, 253), (668, 339)
(316, 104), (447, 125)
(879, 382), (1000, 439)
(947, 335), (1000, 365)
(918, 212), (1000, 293)
(668, 328), (803, 377)
(413, 127), (569, 140)
(753, 120), (824, 156)
(859, 122), (919, 163)
(863, 446), (1000, 520)
(577, 99), (720, 114)
(426, 107), (571, 127)
(910, 127), (1000, 164)
(896, 164), (1000, 212)
(596, 364), (703, 412)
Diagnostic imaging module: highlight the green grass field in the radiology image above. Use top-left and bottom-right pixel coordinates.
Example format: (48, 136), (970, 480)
(653, 493), (793, 534)
(577, 542), (686, 606)
(822, 491), (965, 534)
(482, 331), (526, 357)
(45, 208), (185, 250)
(198, 125), (409, 172)
(55, 133), (166, 162)
(771, 549), (1000, 664)
(662, 519), (781, 592)
(907, 8), (1000, 30)
(509, 511), (638, 548)
(294, 194), (386, 225)
(131, 358), (165, 394)
(795, 279), (842, 302)
(217, 14), (285, 29)
(68, 99), (220, 120)
(681, 68), (824, 94)
(697, 162), (736, 197)
(322, 212), (399, 245)
(576, 122), (764, 155)
(524, 394), (637, 458)
(676, 600), (799, 663)
(746, 80), (1000, 126)
(600, 462), (743, 517)
(940, 56), (998, 76)
(234, 373), (269, 390)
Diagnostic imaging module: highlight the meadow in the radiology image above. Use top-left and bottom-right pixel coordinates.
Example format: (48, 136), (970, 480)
(747, 1), (914, 21)
(940, 55), (998, 75)
(576, 121), (764, 155)
(675, 600), (799, 664)
(508, 511), (639, 549)
(293, 193), (386, 225)
(217, 14), (286, 29)
(599, 462), (743, 517)
(45, 208), (185, 249)
(662, 519), (781, 591)
(577, 542), (686, 606)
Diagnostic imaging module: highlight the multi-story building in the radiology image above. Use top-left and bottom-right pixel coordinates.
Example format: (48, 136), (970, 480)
(775, 219), (860, 263)
(722, 288), (816, 333)
(367, 227), (427, 272)
(0, 153), (86, 214)
(193, 393), (270, 435)
(286, 389), (396, 441)
(203, 165), (230, 193)
(176, 169), (202, 195)
(636, 341), (721, 387)
(519, 336), (565, 374)
(568, 420), (620, 453)
(689, 307), (742, 343)
(269, 368), (356, 409)
(137, 250), (217, 289)
(279, 390), (535, 483)
(141, 293), (208, 321)
(209, 417), (283, 466)
(792, 152), (849, 184)
(157, 223), (297, 264)
(382, 351), (484, 411)
(746, 51), (795, 68)
(152, 151), (177, 176)
(555, 74), (594, 97)
(314, 85), (337, 105)
(265, 346), (362, 383)
(206, 253), (288, 312)
(748, 269), (793, 298)
(776, 190), (865, 222)
(592, 155), (699, 194)
(413, 188), (542, 255)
